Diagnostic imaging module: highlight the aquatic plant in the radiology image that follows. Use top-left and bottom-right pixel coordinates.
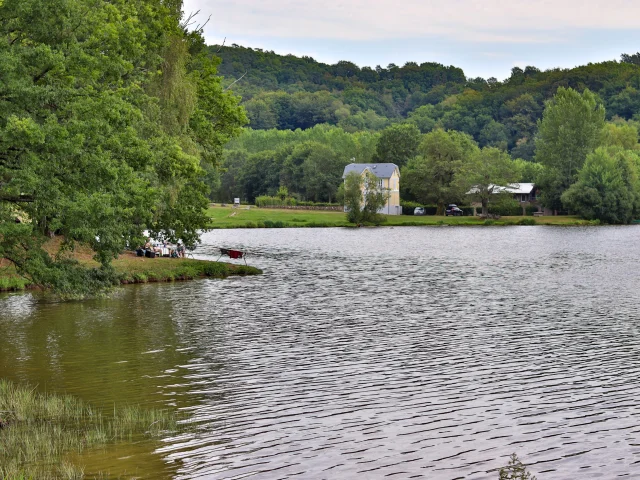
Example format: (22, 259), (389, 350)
(498, 453), (537, 480)
(0, 380), (187, 480)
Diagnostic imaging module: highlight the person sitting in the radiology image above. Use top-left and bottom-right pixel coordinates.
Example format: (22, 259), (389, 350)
(176, 243), (185, 258)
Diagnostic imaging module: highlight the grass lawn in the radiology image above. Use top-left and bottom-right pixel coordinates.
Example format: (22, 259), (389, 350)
(207, 206), (595, 228)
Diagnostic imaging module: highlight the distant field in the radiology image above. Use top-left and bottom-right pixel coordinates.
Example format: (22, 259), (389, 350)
(206, 206), (592, 228)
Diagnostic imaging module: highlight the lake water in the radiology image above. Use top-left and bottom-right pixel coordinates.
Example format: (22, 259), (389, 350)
(1, 226), (640, 479)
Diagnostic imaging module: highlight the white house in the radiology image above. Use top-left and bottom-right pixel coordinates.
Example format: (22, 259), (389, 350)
(342, 163), (401, 215)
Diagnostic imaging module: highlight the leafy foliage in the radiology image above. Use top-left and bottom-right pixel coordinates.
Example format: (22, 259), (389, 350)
(561, 147), (640, 223)
(343, 171), (388, 224)
(535, 87), (605, 209)
(498, 453), (537, 480)
(0, 0), (246, 293)
(402, 129), (479, 214)
(458, 147), (523, 215)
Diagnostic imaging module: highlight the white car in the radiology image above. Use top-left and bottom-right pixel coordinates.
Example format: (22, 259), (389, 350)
(414, 207), (425, 216)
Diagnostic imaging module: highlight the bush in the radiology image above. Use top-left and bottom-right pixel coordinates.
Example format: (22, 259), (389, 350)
(255, 196), (340, 208)
(525, 205), (539, 216)
(255, 195), (298, 207)
(460, 206), (475, 216)
(518, 218), (536, 225)
(263, 220), (287, 228)
(132, 273), (148, 283)
(402, 204), (438, 215)
(499, 453), (537, 480)
(490, 203), (523, 216)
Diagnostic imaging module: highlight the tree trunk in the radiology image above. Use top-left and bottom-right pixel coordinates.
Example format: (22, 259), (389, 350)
(436, 201), (444, 216)
(482, 198), (488, 216)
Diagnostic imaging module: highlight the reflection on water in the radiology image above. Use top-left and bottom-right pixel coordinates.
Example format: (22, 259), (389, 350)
(2, 226), (640, 479)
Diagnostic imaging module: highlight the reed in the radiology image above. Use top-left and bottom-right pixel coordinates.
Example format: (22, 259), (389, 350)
(0, 380), (188, 480)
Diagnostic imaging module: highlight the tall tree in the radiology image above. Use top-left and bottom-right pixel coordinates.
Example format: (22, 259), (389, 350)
(402, 129), (478, 214)
(0, 0), (246, 294)
(561, 147), (640, 224)
(457, 147), (522, 216)
(373, 123), (421, 167)
(535, 87), (605, 210)
(343, 171), (388, 224)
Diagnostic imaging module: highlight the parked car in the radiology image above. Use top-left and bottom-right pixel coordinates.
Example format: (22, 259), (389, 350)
(445, 204), (463, 216)
(414, 207), (425, 216)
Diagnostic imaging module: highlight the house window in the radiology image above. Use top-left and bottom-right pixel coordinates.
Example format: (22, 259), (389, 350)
(379, 179), (383, 189)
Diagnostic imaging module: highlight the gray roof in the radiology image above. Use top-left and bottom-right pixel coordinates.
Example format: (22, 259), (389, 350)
(342, 163), (399, 179)
(503, 183), (536, 194)
(467, 183), (537, 195)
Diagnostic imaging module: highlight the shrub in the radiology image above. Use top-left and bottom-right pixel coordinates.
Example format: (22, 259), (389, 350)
(498, 453), (536, 480)
(525, 205), (539, 216)
(518, 218), (536, 225)
(483, 219), (495, 226)
(460, 206), (475, 216)
(132, 273), (148, 283)
(255, 196), (340, 208)
(263, 220), (287, 228)
(491, 203), (523, 216)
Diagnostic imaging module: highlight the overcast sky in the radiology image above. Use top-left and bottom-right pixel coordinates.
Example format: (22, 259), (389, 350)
(183, 0), (640, 80)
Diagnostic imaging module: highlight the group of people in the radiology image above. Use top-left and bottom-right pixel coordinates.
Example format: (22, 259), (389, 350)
(137, 238), (185, 258)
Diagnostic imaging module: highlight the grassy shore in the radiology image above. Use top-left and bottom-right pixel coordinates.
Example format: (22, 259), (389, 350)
(207, 206), (597, 228)
(0, 380), (187, 480)
(0, 245), (262, 293)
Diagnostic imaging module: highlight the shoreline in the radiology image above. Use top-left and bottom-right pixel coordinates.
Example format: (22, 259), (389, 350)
(0, 254), (262, 293)
(205, 206), (614, 228)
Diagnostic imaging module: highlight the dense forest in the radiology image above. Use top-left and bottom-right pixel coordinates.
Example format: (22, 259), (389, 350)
(209, 45), (640, 206)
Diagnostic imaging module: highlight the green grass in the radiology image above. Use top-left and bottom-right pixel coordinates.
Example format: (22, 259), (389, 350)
(0, 255), (262, 293)
(0, 380), (188, 480)
(207, 206), (598, 228)
(113, 256), (261, 285)
(0, 274), (30, 292)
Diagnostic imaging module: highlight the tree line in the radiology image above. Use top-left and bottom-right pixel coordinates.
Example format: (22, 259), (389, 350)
(215, 87), (640, 224)
(214, 44), (640, 163)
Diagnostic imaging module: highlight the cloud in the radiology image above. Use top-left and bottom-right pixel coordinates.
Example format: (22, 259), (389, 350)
(184, 0), (640, 43)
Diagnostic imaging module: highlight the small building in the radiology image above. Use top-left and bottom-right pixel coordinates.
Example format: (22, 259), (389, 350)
(468, 183), (542, 215)
(342, 163), (401, 215)
(503, 183), (540, 204)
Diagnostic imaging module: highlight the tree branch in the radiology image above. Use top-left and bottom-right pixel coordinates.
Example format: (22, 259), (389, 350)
(224, 71), (247, 91)
(33, 65), (54, 83)
(216, 37), (226, 52)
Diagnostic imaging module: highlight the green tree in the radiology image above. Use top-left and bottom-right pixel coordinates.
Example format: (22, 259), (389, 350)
(602, 121), (639, 150)
(513, 159), (544, 183)
(561, 147), (640, 223)
(343, 172), (363, 223)
(301, 143), (343, 202)
(402, 129), (479, 214)
(457, 147), (522, 215)
(343, 171), (388, 224)
(535, 87), (605, 210)
(373, 123), (421, 167)
(479, 120), (509, 150)
(0, 0), (246, 294)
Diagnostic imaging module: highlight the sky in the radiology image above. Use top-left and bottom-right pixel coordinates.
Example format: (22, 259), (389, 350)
(183, 0), (640, 80)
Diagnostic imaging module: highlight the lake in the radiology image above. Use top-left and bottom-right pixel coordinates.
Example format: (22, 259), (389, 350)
(1, 226), (640, 479)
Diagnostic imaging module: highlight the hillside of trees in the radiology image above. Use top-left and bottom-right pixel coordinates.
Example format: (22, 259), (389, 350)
(210, 44), (640, 209)
(213, 45), (640, 159)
